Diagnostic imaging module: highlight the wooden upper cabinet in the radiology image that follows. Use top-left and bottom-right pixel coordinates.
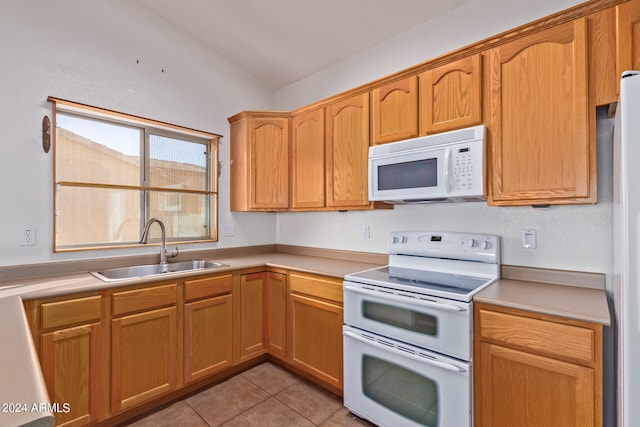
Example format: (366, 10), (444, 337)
(617, 0), (640, 89)
(488, 18), (595, 206)
(229, 112), (290, 211)
(371, 76), (419, 144)
(419, 54), (482, 135)
(325, 93), (371, 208)
(291, 107), (326, 209)
(588, 8), (618, 106)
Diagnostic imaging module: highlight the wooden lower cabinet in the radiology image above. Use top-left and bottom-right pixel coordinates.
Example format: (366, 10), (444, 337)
(37, 295), (105, 427)
(474, 303), (602, 427)
(265, 271), (287, 358)
(289, 273), (343, 392)
(184, 274), (233, 382)
(237, 272), (267, 362)
(110, 284), (178, 413)
(25, 268), (346, 426)
(477, 342), (595, 427)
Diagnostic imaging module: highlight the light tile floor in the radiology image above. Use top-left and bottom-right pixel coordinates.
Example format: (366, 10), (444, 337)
(124, 362), (375, 427)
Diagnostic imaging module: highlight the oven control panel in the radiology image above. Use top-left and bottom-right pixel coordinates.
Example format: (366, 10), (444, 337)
(388, 231), (500, 264)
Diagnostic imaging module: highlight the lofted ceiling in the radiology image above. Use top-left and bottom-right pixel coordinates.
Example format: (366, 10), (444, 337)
(133, 0), (468, 89)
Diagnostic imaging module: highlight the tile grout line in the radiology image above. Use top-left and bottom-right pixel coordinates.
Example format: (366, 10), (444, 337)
(182, 399), (214, 427)
(270, 381), (321, 426)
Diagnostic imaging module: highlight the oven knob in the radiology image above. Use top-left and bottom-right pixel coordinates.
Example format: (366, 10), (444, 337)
(392, 236), (399, 244)
(481, 240), (489, 250)
(467, 239), (476, 248)
(401, 236), (408, 244)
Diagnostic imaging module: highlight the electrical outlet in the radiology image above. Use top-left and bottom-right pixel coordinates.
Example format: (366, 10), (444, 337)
(362, 225), (371, 239)
(21, 227), (36, 246)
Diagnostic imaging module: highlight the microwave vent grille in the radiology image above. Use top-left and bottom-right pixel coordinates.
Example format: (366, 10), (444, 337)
(371, 125), (484, 155)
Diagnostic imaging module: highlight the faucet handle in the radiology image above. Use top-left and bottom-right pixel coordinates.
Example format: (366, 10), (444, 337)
(168, 247), (179, 259)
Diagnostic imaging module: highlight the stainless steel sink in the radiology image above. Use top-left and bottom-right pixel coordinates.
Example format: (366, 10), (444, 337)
(90, 260), (229, 282)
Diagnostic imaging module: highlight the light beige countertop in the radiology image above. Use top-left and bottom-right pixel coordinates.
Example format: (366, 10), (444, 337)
(0, 296), (55, 427)
(1, 252), (384, 300)
(0, 247), (611, 426)
(475, 277), (611, 326)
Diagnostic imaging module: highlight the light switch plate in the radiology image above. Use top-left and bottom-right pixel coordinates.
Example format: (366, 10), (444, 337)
(222, 224), (235, 237)
(521, 229), (536, 249)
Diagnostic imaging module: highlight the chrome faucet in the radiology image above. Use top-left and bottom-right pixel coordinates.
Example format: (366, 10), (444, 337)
(139, 218), (178, 271)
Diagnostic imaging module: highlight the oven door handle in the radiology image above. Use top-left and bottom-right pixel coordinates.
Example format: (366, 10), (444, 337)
(344, 284), (467, 312)
(343, 329), (467, 373)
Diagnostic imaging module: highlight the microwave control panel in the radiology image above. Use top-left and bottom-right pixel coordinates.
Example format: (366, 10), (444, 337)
(452, 146), (475, 192)
(449, 139), (484, 196)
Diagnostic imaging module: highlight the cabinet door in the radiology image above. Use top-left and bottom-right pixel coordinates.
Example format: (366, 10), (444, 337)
(184, 294), (233, 383)
(239, 272), (266, 361)
(476, 342), (595, 427)
(265, 272), (287, 358)
(419, 54), (482, 135)
(41, 323), (103, 427)
(372, 76), (419, 144)
(617, 0), (640, 89)
(291, 108), (325, 209)
(111, 307), (178, 412)
(488, 18), (594, 205)
(39, 295), (105, 426)
(325, 93), (370, 208)
(290, 293), (343, 391)
(251, 117), (290, 209)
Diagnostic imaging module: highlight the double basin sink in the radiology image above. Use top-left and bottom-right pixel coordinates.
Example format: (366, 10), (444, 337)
(91, 260), (229, 282)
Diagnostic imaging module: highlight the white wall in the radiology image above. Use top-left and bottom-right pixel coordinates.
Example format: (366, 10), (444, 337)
(0, 0), (277, 267)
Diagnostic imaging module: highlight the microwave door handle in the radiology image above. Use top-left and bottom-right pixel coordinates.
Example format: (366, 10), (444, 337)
(343, 284), (467, 312)
(444, 147), (453, 193)
(343, 329), (466, 373)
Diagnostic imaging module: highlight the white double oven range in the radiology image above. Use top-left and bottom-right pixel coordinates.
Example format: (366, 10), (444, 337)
(343, 231), (500, 427)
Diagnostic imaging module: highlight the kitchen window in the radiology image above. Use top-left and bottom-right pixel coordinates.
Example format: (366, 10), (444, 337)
(49, 97), (221, 251)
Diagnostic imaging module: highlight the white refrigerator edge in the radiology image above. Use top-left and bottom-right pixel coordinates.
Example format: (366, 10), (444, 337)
(614, 70), (640, 427)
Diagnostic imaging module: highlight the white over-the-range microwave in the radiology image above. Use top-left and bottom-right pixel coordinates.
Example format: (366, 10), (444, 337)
(368, 125), (486, 204)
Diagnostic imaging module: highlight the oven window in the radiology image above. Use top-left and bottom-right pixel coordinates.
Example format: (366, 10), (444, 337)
(377, 158), (437, 190)
(363, 301), (437, 336)
(363, 355), (438, 426)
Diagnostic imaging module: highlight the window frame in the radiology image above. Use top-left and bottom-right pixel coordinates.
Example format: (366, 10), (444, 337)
(49, 97), (221, 252)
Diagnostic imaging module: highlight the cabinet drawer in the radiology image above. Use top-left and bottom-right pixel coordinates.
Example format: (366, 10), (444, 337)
(289, 273), (342, 303)
(478, 308), (595, 365)
(184, 274), (232, 302)
(41, 295), (101, 330)
(112, 284), (177, 317)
